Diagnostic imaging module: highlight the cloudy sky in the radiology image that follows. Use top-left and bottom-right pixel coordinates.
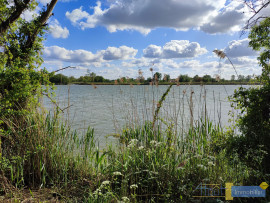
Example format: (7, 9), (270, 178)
(34, 0), (268, 79)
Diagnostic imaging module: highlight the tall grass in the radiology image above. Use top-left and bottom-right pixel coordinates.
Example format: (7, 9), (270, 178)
(0, 84), (260, 202)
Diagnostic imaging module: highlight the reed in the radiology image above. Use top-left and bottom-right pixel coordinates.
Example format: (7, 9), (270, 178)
(0, 84), (258, 202)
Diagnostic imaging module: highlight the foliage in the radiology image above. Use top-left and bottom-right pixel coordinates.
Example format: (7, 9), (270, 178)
(0, 0), (57, 120)
(228, 17), (270, 181)
(153, 72), (162, 81)
(49, 74), (69, 85)
(249, 17), (270, 84)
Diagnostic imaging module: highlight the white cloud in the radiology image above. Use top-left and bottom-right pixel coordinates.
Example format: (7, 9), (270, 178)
(49, 19), (69, 39)
(225, 56), (258, 65)
(143, 40), (207, 59)
(102, 46), (138, 60)
(66, 7), (90, 26)
(65, 0), (230, 34)
(65, 0), (256, 34)
(224, 38), (258, 58)
(199, 1), (249, 34)
(43, 45), (137, 63)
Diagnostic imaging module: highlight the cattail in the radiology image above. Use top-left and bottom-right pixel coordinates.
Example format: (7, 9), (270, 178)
(215, 74), (220, 82)
(213, 49), (226, 59)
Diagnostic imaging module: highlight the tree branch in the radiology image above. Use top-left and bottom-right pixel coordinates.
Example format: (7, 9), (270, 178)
(242, 0), (270, 32)
(0, 0), (31, 35)
(24, 0), (58, 51)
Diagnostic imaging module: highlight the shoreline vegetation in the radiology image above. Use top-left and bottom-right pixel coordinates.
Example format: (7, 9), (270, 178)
(69, 81), (261, 85)
(1, 0), (269, 202)
(49, 72), (261, 86)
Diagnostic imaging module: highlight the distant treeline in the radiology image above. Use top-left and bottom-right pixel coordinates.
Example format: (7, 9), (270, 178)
(49, 71), (259, 85)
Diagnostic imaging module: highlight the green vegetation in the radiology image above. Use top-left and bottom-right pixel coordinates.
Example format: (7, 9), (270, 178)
(0, 0), (269, 202)
(49, 72), (258, 85)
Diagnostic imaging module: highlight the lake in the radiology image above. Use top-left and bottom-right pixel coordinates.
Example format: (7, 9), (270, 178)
(42, 85), (249, 146)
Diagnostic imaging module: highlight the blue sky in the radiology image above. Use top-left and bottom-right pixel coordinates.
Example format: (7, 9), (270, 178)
(30, 0), (270, 79)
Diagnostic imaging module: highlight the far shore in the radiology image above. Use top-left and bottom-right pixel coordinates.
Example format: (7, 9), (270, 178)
(55, 82), (261, 85)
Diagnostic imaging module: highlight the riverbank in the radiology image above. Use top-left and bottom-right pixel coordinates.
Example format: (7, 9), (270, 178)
(1, 85), (268, 202)
(64, 81), (261, 85)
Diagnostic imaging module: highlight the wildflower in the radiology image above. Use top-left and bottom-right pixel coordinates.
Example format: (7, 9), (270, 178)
(208, 155), (216, 160)
(197, 164), (207, 170)
(101, 180), (110, 186)
(121, 196), (130, 202)
(128, 139), (138, 148)
(113, 171), (122, 176)
(194, 154), (202, 158)
(208, 161), (215, 166)
(155, 142), (163, 147)
(130, 184), (138, 189)
(150, 67), (153, 72)
(93, 188), (102, 196)
(150, 140), (157, 146)
(138, 146), (144, 150)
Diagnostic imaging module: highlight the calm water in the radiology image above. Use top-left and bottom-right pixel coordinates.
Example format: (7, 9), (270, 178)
(42, 85), (250, 146)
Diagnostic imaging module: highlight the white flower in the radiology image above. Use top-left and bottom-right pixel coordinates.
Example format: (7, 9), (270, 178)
(121, 196), (130, 202)
(150, 140), (163, 147)
(155, 142), (163, 147)
(93, 188), (102, 196)
(113, 171), (122, 176)
(127, 139), (138, 148)
(208, 155), (216, 160)
(101, 180), (110, 186)
(194, 154), (202, 158)
(130, 184), (138, 189)
(197, 164), (207, 170)
(208, 161), (215, 166)
(138, 146), (144, 150)
(150, 140), (157, 146)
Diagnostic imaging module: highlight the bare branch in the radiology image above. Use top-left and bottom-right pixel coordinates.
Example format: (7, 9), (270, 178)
(241, 0), (270, 34)
(53, 66), (76, 73)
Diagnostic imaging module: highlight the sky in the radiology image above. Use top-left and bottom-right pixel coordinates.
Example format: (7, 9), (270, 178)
(28, 0), (269, 79)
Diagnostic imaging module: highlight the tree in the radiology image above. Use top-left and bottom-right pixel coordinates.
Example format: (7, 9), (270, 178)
(49, 74), (69, 85)
(178, 74), (191, 82)
(193, 75), (202, 82)
(0, 0), (32, 35)
(241, 0), (270, 33)
(249, 17), (270, 84)
(229, 17), (270, 177)
(94, 76), (105, 82)
(202, 74), (212, 83)
(153, 72), (162, 81)
(0, 0), (58, 170)
(163, 74), (170, 82)
(0, 0), (58, 119)
(231, 75), (235, 81)
(237, 75), (245, 81)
